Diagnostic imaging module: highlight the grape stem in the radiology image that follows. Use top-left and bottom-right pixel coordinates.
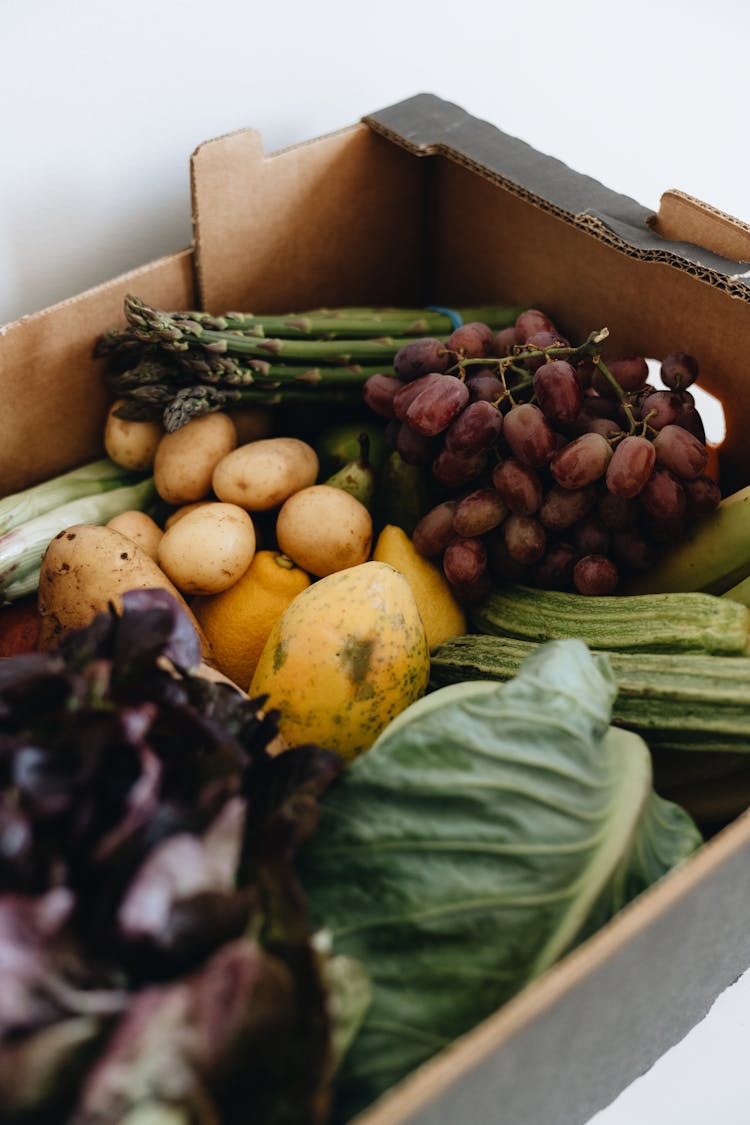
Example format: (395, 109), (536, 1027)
(593, 356), (627, 402)
(453, 327), (610, 382)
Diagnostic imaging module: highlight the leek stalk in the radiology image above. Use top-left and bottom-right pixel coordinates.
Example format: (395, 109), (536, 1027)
(0, 476), (156, 603)
(0, 458), (141, 536)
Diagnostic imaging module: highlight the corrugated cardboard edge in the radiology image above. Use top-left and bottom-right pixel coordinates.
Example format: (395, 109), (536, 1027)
(363, 94), (750, 294)
(355, 804), (750, 1123)
(0, 246), (194, 334)
(655, 189), (750, 265)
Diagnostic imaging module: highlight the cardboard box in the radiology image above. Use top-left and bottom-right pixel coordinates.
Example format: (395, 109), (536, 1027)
(3, 93), (750, 1124)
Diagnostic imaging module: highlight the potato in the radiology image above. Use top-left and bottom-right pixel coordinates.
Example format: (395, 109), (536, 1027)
(104, 399), (164, 471)
(36, 523), (212, 661)
(275, 484), (372, 577)
(157, 503), (256, 595)
(107, 510), (164, 561)
(212, 437), (318, 512)
(153, 413), (237, 505)
(164, 501), (213, 530)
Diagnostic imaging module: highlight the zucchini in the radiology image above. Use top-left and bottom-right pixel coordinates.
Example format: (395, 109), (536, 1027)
(429, 634), (750, 754)
(470, 583), (750, 656)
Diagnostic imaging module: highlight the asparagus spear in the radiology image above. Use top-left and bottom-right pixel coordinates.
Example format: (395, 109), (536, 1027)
(123, 298), (443, 365)
(115, 385), (365, 432)
(106, 357), (387, 394)
(100, 301), (524, 344)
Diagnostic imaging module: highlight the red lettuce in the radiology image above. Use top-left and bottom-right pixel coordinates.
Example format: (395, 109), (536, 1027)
(0, 590), (342, 1123)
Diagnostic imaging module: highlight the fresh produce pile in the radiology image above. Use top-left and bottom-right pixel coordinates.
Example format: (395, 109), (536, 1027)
(362, 308), (722, 599)
(2, 296), (750, 1124)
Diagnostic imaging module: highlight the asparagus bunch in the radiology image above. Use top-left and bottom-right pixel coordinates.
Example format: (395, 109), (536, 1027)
(96, 296), (525, 431)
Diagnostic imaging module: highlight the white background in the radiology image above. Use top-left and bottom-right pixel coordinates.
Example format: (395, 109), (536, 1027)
(3, 1), (750, 1121)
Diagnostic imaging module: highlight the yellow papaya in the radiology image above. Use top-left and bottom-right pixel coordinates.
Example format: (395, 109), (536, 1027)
(248, 560), (430, 762)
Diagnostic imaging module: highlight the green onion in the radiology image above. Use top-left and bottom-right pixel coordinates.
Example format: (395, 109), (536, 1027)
(0, 476), (157, 603)
(0, 458), (142, 536)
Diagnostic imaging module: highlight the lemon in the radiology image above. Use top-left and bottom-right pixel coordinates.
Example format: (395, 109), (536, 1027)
(191, 550), (311, 689)
(372, 524), (466, 648)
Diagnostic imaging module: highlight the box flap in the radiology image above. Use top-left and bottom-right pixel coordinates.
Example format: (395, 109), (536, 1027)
(191, 122), (426, 314)
(655, 189), (750, 264)
(364, 94), (750, 298)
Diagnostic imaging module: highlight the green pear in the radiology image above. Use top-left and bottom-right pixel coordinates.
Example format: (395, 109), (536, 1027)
(324, 433), (378, 510)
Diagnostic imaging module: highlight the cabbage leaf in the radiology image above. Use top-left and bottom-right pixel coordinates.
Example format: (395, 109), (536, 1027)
(298, 640), (702, 1121)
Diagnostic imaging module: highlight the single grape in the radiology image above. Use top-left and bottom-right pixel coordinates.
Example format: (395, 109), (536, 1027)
(466, 370), (505, 403)
(363, 373), (403, 418)
(443, 536), (489, 596)
(611, 529), (657, 573)
(592, 356), (648, 396)
(683, 474), (721, 515)
(432, 446), (489, 488)
(575, 356), (596, 390)
(405, 374), (470, 436)
(444, 399), (504, 454)
(445, 321), (495, 359)
(661, 352), (699, 391)
(674, 402), (707, 443)
(653, 424), (708, 479)
(514, 308), (556, 344)
(452, 488), (508, 537)
(491, 458), (543, 514)
(605, 435), (656, 498)
(639, 389), (684, 430)
(581, 392), (624, 419)
(502, 402), (557, 468)
(412, 501), (460, 557)
(492, 326), (517, 356)
(393, 372), (445, 421)
(502, 514), (547, 565)
(530, 543), (578, 590)
(395, 421), (436, 465)
(522, 330), (570, 372)
(573, 555), (619, 596)
(617, 384), (658, 424)
(393, 337), (451, 380)
(597, 489), (639, 531)
(639, 466), (687, 520)
(539, 484), (596, 530)
(572, 517), (612, 556)
(584, 416), (623, 439)
(533, 360), (583, 425)
(550, 431), (613, 489)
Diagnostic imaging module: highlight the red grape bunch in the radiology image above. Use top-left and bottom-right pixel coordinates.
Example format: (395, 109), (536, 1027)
(362, 309), (720, 600)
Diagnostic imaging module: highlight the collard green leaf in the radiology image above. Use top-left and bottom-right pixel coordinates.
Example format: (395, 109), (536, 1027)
(298, 640), (702, 1120)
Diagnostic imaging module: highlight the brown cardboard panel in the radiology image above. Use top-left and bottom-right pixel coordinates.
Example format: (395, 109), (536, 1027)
(191, 123), (426, 315)
(0, 249), (195, 495)
(655, 190), (750, 264)
(356, 807), (750, 1124)
(364, 94), (750, 299)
